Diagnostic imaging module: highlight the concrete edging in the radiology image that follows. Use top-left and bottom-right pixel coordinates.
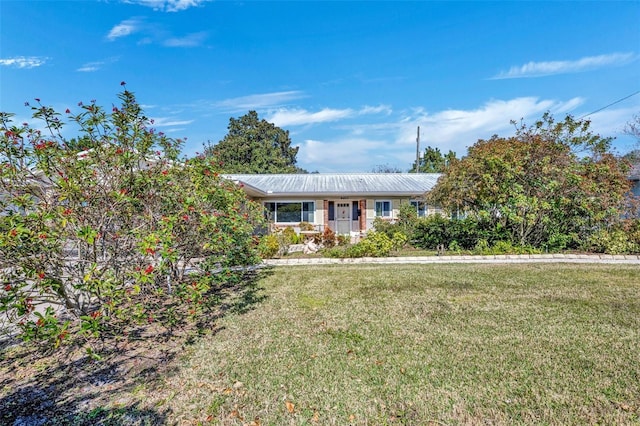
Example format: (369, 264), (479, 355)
(263, 254), (640, 266)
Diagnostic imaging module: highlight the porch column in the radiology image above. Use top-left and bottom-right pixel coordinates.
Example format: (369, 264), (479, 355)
(359, 199), (366, 231)
(323, 200), (329, 231)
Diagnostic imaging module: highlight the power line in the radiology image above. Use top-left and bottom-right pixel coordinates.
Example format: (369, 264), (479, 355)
(579, 90), (640, 119)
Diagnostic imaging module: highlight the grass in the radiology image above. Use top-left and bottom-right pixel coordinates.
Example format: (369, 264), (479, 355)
(146, 263), (640, 425)
(3, 263), (640, 425)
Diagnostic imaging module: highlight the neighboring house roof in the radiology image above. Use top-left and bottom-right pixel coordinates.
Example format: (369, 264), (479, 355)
(226, 173), (441, 198)
(629, 163), (640, 181)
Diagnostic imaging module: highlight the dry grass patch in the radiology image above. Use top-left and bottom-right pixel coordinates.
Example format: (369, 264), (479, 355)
(2, 264), (639, 425)
(149, 264), (640, 425)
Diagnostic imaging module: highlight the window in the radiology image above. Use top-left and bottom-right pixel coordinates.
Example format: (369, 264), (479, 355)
(375, 200), (392, 217)
(265, 201), (315, 223)
(410, 200), (429, 217)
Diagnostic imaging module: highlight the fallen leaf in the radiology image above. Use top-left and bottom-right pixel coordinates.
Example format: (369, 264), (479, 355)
(312, 410), (319, 423)
(230, 408), (243, 420)
(285, 400), (295, 414)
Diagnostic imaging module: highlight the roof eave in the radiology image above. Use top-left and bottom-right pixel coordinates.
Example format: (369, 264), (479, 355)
(250, 191), (430, 198)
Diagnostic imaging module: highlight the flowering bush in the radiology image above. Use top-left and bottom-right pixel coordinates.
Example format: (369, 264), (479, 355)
(0, 87), (264, 352)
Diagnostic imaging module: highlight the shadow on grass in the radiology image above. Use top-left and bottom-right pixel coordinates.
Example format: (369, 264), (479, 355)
(0, 267), (272, 426)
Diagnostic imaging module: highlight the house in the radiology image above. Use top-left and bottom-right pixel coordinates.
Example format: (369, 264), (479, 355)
(630, 163), (640, 198)
(227, 173), (442, 234)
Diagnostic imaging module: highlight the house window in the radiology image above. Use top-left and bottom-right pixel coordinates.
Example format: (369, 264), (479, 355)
(375, 200), (392, 218)
(265, 201), (315, 223)
(410, 200), (428, 217)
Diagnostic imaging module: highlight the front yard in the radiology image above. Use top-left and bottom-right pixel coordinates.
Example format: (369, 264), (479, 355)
(2, 263), (639, 425)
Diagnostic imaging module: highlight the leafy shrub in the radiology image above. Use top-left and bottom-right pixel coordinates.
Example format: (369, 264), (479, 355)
(448, 240), (462, 253)
(325, 231), (396, 258)
(542, 232), (579, 252)
(585, 229), (638, 254)
(281, 226), (302, 244)
(413, 214), (510, 250)
(336, 234), (350, 246)
(412, 214), (450, 249)
(322, 227), (337, 247)
(258, 234), (280, 258)
(373, 203), (417, 245)
(391, 232), (408, 251)
(298, 221), (315, 231)
(472, 240), (541, 255)
(265, 226), (302, 256)
(0, 87), (264, 353)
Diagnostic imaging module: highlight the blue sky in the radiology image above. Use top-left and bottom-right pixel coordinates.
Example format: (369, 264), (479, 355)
(1, 1), (639, 172)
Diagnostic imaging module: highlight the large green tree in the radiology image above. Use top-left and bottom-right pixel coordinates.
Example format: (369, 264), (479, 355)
(427, 113), (633, 248)
(205, 111), (303, 173)
(411, 146), (456, 173)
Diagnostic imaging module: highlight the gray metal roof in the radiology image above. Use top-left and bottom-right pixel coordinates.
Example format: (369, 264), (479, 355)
(226, 173), (441, 197)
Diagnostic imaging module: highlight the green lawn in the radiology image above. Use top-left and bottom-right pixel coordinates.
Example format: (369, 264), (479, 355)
(2, 263), (639, 425)
(149, 263), (640, 425)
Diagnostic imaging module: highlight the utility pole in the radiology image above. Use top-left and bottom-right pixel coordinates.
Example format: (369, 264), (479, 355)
(415, 126), (420, 173)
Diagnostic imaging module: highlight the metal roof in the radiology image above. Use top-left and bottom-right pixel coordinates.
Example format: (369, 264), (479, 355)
(226, 173), (441, 197)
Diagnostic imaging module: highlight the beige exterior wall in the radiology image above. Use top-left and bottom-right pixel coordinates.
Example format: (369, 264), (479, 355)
(257, 196), (442, 234)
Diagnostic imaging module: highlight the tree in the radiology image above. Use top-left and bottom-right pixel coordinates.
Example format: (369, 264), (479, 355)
(0, 88), (264, 352)
(411, 146), (456, 173)
(427, 113), (633, 248)
(371, 163), (402, 173)
(624, 114), (640, 142)
(624, 114), (640, 162)
(205, 111), (304, 173)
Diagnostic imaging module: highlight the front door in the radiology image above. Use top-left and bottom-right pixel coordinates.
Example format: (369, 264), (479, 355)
(336, 202), (351, 234)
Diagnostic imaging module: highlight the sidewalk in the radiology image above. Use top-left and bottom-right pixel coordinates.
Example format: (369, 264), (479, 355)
(263, 253), (640, 266)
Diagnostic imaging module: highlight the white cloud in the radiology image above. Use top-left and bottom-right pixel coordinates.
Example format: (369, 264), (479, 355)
(267, 108), (354, 127)
(359, 105), (392, 115)
(76, 57), (119, 72)
(393, 97), (586, 156)
(298, 138), (392, 172)
(77, 65), (99, 72)
(265, 104), (392, 127)
(492, 52), (637, 79)
(0, 56), (47, 69)
(215, 91), (307, 112)
(124, 0), (208, 12)
(163, 31), (207, 47)
(302, 97), (589, 171)
(150, 117), (194, 127)
(587, 106), (638, 134)
(107, 18), (142, 41)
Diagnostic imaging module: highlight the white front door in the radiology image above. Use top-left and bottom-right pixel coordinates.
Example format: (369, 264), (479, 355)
(336, 202), (351, 234)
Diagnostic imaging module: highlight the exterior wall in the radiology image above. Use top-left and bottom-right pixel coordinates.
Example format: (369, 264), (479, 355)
(365, 198), (403, 230)
(254, 196), (443, 234)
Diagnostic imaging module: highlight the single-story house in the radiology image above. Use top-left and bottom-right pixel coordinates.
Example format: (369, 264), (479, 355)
(227, 173), (442, 234)
(630, 163), (640, 198)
